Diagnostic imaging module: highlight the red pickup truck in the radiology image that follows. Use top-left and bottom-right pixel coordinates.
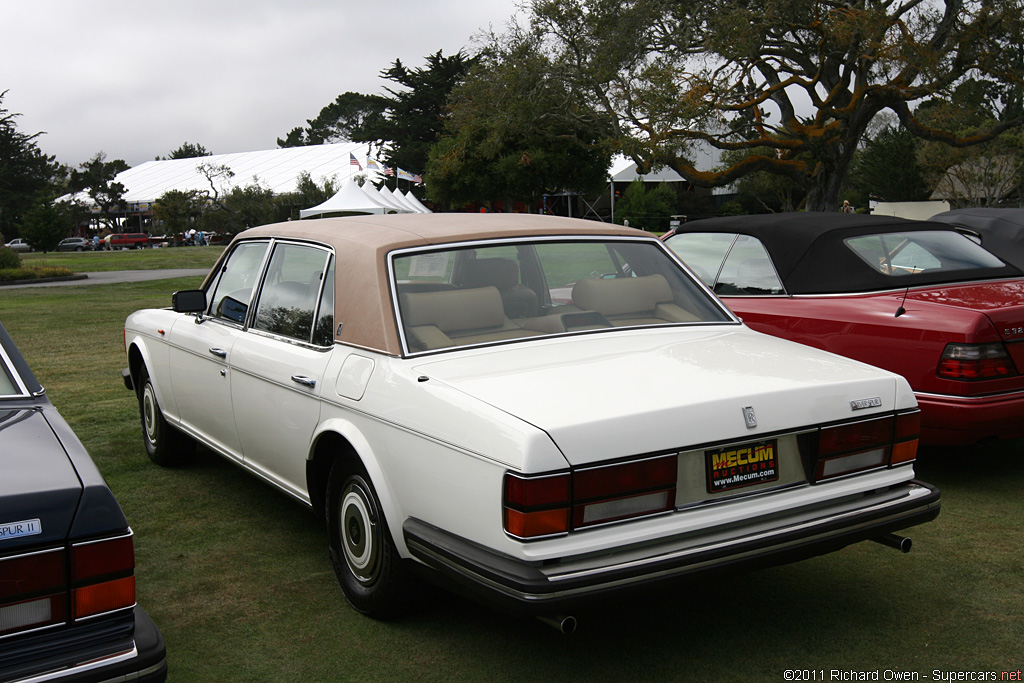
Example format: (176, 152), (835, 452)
(104, 233), (150, 250)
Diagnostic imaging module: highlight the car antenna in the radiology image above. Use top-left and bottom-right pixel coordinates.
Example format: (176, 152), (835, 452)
(895, 286), (910, 318)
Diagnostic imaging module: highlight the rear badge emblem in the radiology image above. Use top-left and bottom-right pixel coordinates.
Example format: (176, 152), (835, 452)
(742, 406), (757, 429)
(0, 518), (42, 541)
(851, 397), (882, 411)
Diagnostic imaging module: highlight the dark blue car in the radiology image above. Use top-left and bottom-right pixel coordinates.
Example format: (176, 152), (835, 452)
(0, 321), (166, 682)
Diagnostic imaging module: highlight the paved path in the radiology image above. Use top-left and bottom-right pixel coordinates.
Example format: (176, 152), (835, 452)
(2, 269), (209, 289)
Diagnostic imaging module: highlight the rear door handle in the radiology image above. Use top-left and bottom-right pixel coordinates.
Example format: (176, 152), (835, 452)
(291, 375), (317, 388)
(209, 347), (227, 358)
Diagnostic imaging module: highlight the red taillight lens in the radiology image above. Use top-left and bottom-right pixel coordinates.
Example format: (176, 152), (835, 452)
(818, 416), (894, 457)
(504, 473), (570, 539)
(0, 549), (67, 636)
(816, 411), (920, 481)
(938, 343), (1017, 380)
(71, 535), (136, 620)
(572, 455), (677, 528)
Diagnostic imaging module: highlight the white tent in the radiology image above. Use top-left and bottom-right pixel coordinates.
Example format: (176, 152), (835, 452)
(299, 179), (388, 218)
(368, 185), (414, 213)
(402, 190), (432, 214)
(62, 142), (373, 207)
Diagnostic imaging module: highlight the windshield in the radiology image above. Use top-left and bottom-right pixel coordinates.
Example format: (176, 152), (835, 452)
(392, 238), (733, 354)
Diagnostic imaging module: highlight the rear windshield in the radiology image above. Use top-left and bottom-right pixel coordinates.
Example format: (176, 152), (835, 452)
(844, 231), (1006, 276)
(392, 238), (733, 354)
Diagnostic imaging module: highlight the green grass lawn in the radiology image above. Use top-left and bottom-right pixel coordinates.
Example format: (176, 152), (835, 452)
(19, 245), (224, 272)
(1, 279), (1022, 681)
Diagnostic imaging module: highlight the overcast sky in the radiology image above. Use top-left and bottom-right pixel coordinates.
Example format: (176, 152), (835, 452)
(1, 0), (523, 169)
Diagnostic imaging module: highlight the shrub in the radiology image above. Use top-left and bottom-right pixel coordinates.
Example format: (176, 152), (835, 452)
(0, 246), (20, 269)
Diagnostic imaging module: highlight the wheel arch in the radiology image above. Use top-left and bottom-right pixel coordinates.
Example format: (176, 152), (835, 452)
(126, 340), (147, 394)
(307, 421), (403, 551)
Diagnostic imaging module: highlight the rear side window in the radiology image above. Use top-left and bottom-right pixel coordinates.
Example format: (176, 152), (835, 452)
(845, 231), (1006, 276)
(253, 243), (331, 343)
(666, 233), (785, 295)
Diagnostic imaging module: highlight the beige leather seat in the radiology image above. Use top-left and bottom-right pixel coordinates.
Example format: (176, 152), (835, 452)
(571, 275), (699, 326)
(401, 286), (536, 351)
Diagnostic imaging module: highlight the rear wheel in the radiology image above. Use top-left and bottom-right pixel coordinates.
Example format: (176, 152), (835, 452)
(138, 366), (194, 466)
(326, 462), (416, 617)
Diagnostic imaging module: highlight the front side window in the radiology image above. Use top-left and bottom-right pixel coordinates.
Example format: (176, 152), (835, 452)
(666, 233), (784, 295)
(207, 241), (270, 323)
(845, 231), (1006, 276)
(252, 243), (331, 343)
(393, 239), (733, 353)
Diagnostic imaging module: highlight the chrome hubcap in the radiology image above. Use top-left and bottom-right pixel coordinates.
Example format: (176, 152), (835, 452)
(340, 481), (380, 585)
(143, 385), (157, 444)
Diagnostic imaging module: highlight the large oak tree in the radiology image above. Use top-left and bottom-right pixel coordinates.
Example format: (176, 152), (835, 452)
(514, 0), (1024, 211)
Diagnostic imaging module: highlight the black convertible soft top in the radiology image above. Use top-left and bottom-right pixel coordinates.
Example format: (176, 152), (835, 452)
(930, 208), (1024, 271)
(678, 213), (1021, 294)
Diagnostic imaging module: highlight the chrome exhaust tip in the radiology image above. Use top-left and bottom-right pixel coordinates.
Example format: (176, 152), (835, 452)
(873, 533), (912, 553)
(538, 614), (578, 634)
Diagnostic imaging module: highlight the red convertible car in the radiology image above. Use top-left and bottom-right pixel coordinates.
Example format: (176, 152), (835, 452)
(664, 213), (1024, 447)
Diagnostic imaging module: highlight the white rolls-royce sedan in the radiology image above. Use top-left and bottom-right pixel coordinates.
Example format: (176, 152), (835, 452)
(122, 213), (939, 630)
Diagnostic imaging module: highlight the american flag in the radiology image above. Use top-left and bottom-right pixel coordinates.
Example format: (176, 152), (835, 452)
(349, 153), (362, 170)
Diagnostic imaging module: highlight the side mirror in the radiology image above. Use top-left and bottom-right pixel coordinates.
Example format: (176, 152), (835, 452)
(172, 289), (207, 314)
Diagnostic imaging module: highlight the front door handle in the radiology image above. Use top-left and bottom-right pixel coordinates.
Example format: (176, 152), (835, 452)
(291, 375), (317, 388)
(209, 347), (227, 358)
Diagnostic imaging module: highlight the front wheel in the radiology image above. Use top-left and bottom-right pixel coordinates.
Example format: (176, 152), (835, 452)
(326, 463), (416, 617)
(138, 366), (194, 466)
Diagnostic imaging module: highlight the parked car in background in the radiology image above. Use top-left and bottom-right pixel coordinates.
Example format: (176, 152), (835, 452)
(104, 233), (150, 250)
(664, 212), (1024, 446)
(3, 238), (32, 252)
(122, 214), (938, 628)
(930, 208), (1024, 270)
(0, 321), (167, 682)
(56, 236), (94, 252)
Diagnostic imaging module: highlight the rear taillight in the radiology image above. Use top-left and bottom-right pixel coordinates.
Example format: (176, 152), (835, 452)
(503, 473), (571, 539)
(815, 411), (919, 481)
(0, 549), (67, 637)
(938, 343), (1017, 380)
(504, 454), (678, 539)
(0, 533), (136, 637)
(71, 535), (136, 620)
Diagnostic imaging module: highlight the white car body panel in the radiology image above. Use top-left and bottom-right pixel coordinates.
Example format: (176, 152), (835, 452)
(410, 326), (911, 466)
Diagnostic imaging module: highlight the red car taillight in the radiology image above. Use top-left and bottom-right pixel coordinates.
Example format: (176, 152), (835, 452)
(0, 533), (136, 638)
(815, 411), (919, 481)
(938, 343), (1017, 380)
(0, 549), (67, 637)
(504, 454), (678, 539)
(71, 535), (136, 619)
(503, 473), (571, 539)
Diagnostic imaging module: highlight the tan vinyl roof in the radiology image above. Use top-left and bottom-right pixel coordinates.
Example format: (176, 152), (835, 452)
(220, 214), (646, 355)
